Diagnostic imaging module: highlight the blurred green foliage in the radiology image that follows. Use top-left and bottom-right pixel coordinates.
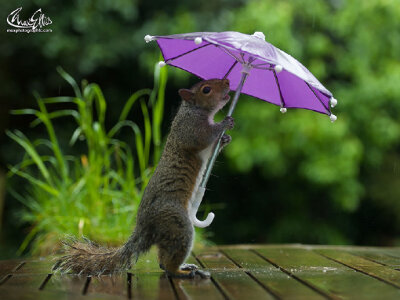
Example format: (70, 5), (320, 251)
(1, 0), (400, 257)
(7, 66), (169, 255)
(213, 0), (400, 245)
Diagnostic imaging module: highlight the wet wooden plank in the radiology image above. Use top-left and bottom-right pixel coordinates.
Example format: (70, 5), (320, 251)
(257, 247), (400, 299)
(0, 285), (120, 300)
(130, 247), (221, 300)
(132, 250), (223, 300)
(380, 248), (400, 259)
(347, 250), (400, 268)
(131, 272), (176, 300)
(44, 274), (87, 293)
(0, 259), (24, 277)
(130, 249), (176, 300)
(0, 285), (71, 300)
(45, 269), (174, 299)
(195, 250), (275, 300)
(171, 254), (224, 300)
(223, 248), (326, 300)
(172, 277), (224, 300)
(317, 249), (400, 288)
(2, 245), (400, 300)
(13, 259), (54, 275)
(1, 273), (47, 289)
(87, 274), (127, 299)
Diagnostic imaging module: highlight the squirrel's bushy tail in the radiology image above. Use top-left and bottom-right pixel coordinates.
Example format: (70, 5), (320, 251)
(53, 234), (142, 275)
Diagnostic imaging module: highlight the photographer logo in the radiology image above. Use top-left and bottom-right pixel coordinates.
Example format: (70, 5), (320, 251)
(7, 7), (52, 33)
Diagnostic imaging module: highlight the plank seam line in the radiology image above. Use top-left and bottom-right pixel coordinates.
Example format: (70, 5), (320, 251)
(38, 273), (52, 290)
(13, 261), (26, 272)
(342, 250), (400, 269)
(167, 275), (180, 300)
(127, 272), (132, 299)
(363, 258), (400, 270)
(316, 252), (400, 290)
(82, 276), (91, 295)
(210, 276), (230, 300)
(245, 271), (281, 300)
(191, 251), (230, 300)
(350, 254), (389, 267)
(220, 249), (281, 300)
(381, 252), (400, 260)
(218, 250), (242, 269)
(250, 249), (335, 300)
(0, 274), (12, 285)
(191, 251), (205, 268)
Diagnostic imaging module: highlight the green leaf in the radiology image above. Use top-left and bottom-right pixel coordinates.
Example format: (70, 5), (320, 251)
(56, 66), (82, 99)
(8, 166), (59, 197)
(119, 89), (152, 122)
(6, 130), (52, 184)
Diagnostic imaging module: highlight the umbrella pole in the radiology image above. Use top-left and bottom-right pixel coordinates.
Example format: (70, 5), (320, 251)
(190, 71), (249, 228)
(200, 71), (249, 188)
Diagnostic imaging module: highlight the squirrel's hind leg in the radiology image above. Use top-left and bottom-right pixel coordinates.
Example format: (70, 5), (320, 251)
(158, 246), (195, 278)
(159, 251), (210, 278)
(156, 212), (209, 278)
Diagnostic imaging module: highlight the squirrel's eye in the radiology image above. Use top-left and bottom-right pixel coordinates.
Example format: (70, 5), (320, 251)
(202, 86), (211, 94)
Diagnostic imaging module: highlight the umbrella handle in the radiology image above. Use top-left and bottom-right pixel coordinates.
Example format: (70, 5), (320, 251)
(190, 187), (215, 228)
(189, 71), (249, 228)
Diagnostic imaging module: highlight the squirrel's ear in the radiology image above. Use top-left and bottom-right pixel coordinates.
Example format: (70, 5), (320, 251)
(178, 89), (194, 103)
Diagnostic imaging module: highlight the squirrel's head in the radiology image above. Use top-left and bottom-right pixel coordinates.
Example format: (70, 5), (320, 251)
(178, 79), (230, 112)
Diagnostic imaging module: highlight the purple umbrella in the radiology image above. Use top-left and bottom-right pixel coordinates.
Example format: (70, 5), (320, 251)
(144, 31), (337, 227)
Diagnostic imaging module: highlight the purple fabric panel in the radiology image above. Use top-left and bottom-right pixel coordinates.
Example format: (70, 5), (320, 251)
(312, 87), (332, 114)
(237, 68), (281, 106)
(157, 38), (203, 60)
(167, 44), (236, 80)
(278, 70), (329, 114)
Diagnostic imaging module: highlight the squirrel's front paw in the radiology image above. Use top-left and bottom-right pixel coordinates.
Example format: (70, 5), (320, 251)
(223, 116), (234, 130)
(220, 134), (232, 148)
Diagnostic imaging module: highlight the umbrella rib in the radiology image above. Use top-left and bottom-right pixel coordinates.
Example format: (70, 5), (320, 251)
(165, 43), (212, 63)
(216, 45), (243, 63)
(253, 65), (274, 70)
(223, 60), (238, 79)
(253, 62), (270, 67)
(305, 83), (331, 114)
(272, 69), (286, 108)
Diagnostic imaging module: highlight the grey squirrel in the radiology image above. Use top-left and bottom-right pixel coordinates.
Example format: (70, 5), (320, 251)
(53, 78), (233, 278)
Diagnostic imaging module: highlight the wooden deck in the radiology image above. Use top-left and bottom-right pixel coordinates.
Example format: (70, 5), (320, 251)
(1, 244), (400, 299)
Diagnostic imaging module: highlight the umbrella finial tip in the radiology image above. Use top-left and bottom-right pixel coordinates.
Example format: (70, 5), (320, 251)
(330, 114), (337, 122)
(275, 65), (283, 73)
(194, 37), (203, 45)
(144, 35), (154, 43)
(253, 31), (266, 40)
(280, 107), (287, 114)
(158, 61), (166, 67)
(330, 97), (338, 108)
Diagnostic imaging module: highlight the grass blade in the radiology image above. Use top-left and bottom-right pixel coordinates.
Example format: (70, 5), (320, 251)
(119, 89), (151, 122)
(6, 130), (52, 184)
(56, 66), (82, 99)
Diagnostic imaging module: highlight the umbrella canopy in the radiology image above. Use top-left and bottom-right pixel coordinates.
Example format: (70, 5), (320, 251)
(145, 31), (338, 228)
(146, 31), (337, 117)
